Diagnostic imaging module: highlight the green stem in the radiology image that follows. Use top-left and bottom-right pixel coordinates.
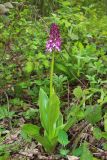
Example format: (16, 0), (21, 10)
(35, 134), (57, 153)
(50, 52), (55, 96)
(77, 58), (80, 77)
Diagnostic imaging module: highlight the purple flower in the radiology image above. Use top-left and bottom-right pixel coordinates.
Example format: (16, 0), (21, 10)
(46, 23), (61, 52)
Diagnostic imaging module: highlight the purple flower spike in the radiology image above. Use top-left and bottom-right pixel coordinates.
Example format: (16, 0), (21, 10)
(46, 23), (61, 52)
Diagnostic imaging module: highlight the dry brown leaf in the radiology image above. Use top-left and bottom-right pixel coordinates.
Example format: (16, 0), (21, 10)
(67, 155), (79, 160)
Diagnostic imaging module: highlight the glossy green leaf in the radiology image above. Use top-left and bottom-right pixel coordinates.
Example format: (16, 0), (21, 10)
(102, 132), (107, 139)
(55, 63), (69, 76)
(39, 88), (49, 131)
(21, 124), (40, 138)
(56, 113), (63, 127)
(103, 143), (107, 150)
(24, 61), (34, 73)
(60, 149), (69, 156)
(93, 158), (100, 160)
(68, 105), (85, 120)
(0, 153), (10, 160)
(55, 113), (64, 136)
(72, 146), (83, 157)
(93, 127), (102, 140)
(47, 91), (60, 139)
(73, 86), (83, 99)
(21, 124), (56, 153)
(85, 105), (102, 124)
(80, 142), (93, 160)
(64, 105), (84, 131)
(58, 130), (69, 146)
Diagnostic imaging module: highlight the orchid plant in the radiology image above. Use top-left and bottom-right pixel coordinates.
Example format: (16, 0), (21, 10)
(46, 23), (61, 96)
(22, 24), (81, 153)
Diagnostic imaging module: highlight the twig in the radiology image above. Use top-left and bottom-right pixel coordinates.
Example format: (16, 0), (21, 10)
(61, 48), (86, 88)
(67, 81), (70, 108)
(89, 143), (104, 153)
(4, 91), (12, 130)
(72, 122), (90, 153)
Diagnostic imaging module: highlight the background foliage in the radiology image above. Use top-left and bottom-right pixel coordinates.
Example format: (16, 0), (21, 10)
(0, 0), (107, 159)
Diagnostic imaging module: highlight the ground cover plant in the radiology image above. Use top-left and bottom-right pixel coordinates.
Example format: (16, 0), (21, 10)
(0, 0), (107, 160)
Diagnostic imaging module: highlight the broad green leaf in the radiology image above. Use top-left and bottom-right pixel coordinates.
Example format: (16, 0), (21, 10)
(70, 33), (79, 40)
(60, 149), (69, 156)
(47, 91), (60, 139)
(61, 1), (71, 6)
(21, 124), (55, 153)
(93, 127), (102, 140)
(68, 105), (85, 120)
(85, 105), (102, 124)
(55, 113), (64, 137)
(23, 108), (38, 120)
(55, 63), (69, 76)
(72, 146), (83, 157)
(93, 127), (107, 140)
(24, 61), (34, 73)
(103, 143), (107, 150)
(21, 124), (40, 138)
(93, 158), (100, 160)
(80, 142), (93, 160)
(73, 86), (83, 99)
(64, 105), (84, 131)
(56, 113), (63, 127)
(58, 130), (69, 146)
(39, 88), (49, 131)
(64, 117), (77, 132)
(0, 107), (15, 120)
(102, 132), (107, 139)
(0, 153), (10, 160)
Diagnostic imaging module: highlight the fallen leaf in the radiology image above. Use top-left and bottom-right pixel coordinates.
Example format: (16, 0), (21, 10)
(67, 155), (79, 160)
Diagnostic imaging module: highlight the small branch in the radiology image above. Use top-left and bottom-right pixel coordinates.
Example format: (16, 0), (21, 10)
(72, 122), (90, 153)
(4, 91), (12, 130)
(63, 46), (86, 88)
(67, 81), (70, 108)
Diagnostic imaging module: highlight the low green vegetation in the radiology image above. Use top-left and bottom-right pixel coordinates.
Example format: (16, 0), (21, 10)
(0, 0), (107, 159)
